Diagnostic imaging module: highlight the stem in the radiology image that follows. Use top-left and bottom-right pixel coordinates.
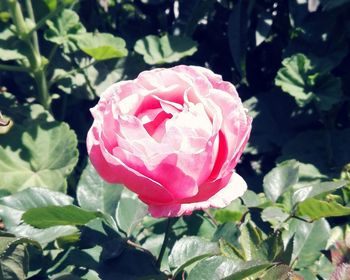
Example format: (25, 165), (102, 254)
(25, 0), (39, 53)
(7, 0), (51, 110)
(27, 4), (64, 37)
(34, 70), (50, 110)
(0, 64), (29, 72)
(46, 44), (59, 68)
(156, 218), (172, 268)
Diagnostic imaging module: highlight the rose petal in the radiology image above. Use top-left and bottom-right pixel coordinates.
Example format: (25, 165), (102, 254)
(147, 172), (247, 217)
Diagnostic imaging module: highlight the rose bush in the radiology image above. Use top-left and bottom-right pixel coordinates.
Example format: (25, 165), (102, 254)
(87, 65), (252, 217)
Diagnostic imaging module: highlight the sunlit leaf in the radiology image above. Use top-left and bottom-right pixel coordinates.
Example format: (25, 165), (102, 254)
(134, 34), (197, 65)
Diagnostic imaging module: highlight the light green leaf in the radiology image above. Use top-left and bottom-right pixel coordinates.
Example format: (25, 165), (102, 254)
(261, 264), (291, 280)
(261, 207), (289, 226)
(168, 236), (220, 277)
(283, 218), (330, 269)
(213, 199), (246, 223)
(77, 160), (123, 216)
(0, 28), (27, 61)
(134, 34), (197, 64)
(44, 9), (86, 49)
(73, 33), (128, 60)
(0, 187), (73, 210)
(296, 198), (350, 220)
(115, 189), (147, 236)
(263, 160), (299, 202)
(0, 188), (77, 245)
(0, 121), (79, 193)
(292, 180), (347, 205)
(22, 205), (103, 228)
(188, 256), (270, 280)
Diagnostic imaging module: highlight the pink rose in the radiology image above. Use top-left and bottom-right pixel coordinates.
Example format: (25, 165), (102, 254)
(87, 65), (252, 217)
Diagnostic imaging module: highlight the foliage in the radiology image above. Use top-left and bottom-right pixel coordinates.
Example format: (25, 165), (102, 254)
(0, 0), (349, 279)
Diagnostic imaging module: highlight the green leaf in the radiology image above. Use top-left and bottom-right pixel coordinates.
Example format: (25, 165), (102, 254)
(261, 207), (289, 227)
(0, 28), (27, 61)
(73, 33), (128, 60)
(239, 221), (267, 261)
(241, 190), (262, 208)
(0, 188), (78, 245)
(228, 1), (249, 79)
(292, 180), (347, 205)
(0, 244), (28, 280)
(275, 54), (315, 106)
(279, 129), (350, 177)
(296, 198), (350, 220)
(283, 218), (330, 269)
(320, 0), (350, 10)
(212, 223), (241, 249)
(0, 187), (73, 210)
(77, 160), (123, 216)
(275, 53), (342, 111)
(134, 34), (197, 65)
(0, 121), (79, 193)
(168, 236), (220, 277)
(187, 256), (270, 280)
(22, 205), (103, 229)
(0, 235), (41, 257)
(255, 10), (273, 46)
(213, 199), (246, 223)
(261, 264), (291, 280)
(115, 189), (148, 236)
(44, 9), (86, 50)
(263, 160), (299, 202)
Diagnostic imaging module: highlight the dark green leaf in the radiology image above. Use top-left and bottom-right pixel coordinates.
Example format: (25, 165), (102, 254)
(22, 205), (103, 228)
(275, 53), (342, 111)
(228, 0), (249, 79)
(0, 244), (28, 280)
(134, 34), (197, 64)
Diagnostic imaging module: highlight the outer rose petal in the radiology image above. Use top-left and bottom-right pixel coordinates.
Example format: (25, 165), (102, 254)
(147, 172), (247, 217)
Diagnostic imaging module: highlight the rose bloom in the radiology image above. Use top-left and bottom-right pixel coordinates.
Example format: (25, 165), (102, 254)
(87, 65), (252, 217)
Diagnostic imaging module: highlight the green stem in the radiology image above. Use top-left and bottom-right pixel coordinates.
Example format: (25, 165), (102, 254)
(7, 0), (51, 110)
(0, 64), (29, 72)
(156, 218), (173, 268)
(46, 44), (58, 68)
(27, 4), (64, 37)
(25, 0), (39, 53)
(34, 70), (50, 110)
